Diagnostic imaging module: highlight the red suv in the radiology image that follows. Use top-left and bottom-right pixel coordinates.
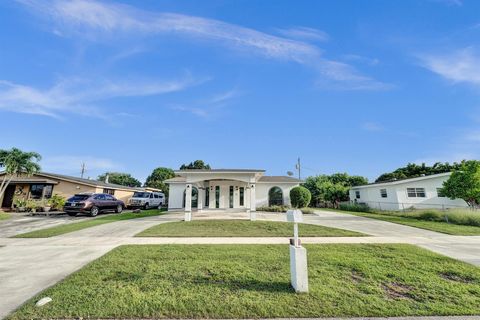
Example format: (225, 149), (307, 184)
(64, 193), (125, 217)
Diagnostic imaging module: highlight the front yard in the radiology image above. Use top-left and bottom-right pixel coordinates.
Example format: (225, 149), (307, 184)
(136, 219), (364, 237)
(0, 212), (10, 221)
(9, 244), (480, 319)
(328, 209), (480, 236)
(14, 209), (166, 238)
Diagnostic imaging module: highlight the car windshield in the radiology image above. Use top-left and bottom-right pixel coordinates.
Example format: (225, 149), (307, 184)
(133, 192), (150, 198)
(68, 195), (90, 201)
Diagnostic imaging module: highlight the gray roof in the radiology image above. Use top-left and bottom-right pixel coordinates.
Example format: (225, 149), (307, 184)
(175, 169), (265, 173)
(0, 171), (145, 191)
(258, 176), (303, 183)
(165, 175), (302, 184)
(351, 172), (452, 189)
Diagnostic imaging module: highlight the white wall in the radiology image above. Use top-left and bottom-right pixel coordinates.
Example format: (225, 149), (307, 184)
(350, 174), (468, 211)
(256, 183), (298, 207)
(168, 183), (186, 210)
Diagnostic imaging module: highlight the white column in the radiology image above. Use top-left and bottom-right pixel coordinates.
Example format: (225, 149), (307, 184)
(250, 183), (256, 221)
(185, 184), (192, 221)
(198, 188), (204, 212)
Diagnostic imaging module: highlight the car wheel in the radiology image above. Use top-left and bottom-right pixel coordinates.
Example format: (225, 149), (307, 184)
(115, 204), (123, 213)
(143, 203), (149, 210)
(67, 212), (77, 217)
(90, 206), (99, 217)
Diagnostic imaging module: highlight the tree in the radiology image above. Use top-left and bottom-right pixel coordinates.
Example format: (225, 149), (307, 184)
(144, 167), (175, 196)
(97, 172), (141, 187)
(375, 162), (464, 183)
(0, 148), (41, 202)
(442, 160), (480, 208)
(180, 160), (211, 170)
(290, 186), (311, 208)
(303, 173), (368, 207)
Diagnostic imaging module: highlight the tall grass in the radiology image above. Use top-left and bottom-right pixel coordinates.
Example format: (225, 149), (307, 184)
(340, 205), (480, 228)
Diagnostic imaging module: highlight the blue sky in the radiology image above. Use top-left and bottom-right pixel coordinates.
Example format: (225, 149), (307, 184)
(1, 0), (479, 183)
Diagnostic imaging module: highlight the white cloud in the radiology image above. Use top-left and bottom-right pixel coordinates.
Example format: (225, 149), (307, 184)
(41, 155), (121, 176)
(361, 122), (384, 132)
(419, 47), (480, 86)
(342, 54), (380, 66)
(276, 26), (329, 42)
(429, 0), (462, 6)
(0, 75), (201, 118)
(17, 0), (388, 90)
(171, 88), (240, 119)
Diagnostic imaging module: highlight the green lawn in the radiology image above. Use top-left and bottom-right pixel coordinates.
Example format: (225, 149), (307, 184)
(0, 212), (11, 221)
(325, 209), (480, 236)
(14, 209), (166, 238)
(136, 219), (364, 237)
(9, 244), (480, 319)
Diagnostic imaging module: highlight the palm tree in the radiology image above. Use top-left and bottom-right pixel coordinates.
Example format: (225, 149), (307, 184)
(0, 148), (41, 202)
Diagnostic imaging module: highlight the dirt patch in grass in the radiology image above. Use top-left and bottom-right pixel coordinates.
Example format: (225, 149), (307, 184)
(382, 282), (415, 300)
(351, 270), (364, 284)
(440, 271), (476, 284)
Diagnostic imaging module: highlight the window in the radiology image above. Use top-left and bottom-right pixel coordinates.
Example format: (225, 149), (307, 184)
(95, 194), (106, 200)
(239, 187), (244, 206)
(154, 194), (159, 199)
(380, 189), (388, 198)
(229, 186), (234, 208)
(268, 187), (283, 206)
(215, 186), (220, 208)
(437, 188), (446, 197)
(205, 188), (209, 207)
(30, 184), (53, 199)
(105, 195), (115, 201)
(407, 188), (426, 198)
(103, 188), (115, 195)
(355, 190), (360, 199)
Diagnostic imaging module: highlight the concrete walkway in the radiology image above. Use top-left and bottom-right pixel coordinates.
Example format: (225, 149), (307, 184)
(1, 210), (480, 319)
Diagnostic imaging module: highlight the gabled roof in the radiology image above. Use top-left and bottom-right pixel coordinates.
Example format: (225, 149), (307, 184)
(0, 171), (146, 192)
(257, 176), (303, 183)
(175, 169), (265, 173)
(351, 172), (452, 189)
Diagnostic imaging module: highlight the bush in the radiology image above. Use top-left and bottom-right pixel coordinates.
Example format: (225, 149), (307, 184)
(417, 210), (443, 221)
(48, 194), (66, 211)
(300, 207), (315, 214)
(257, 205), (289, 213)
(339, 203), (371, 213)
(290, 186), (311, 208)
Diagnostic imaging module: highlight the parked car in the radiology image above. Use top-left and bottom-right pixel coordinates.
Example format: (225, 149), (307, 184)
(64, 193), (125, 217)
(127, 191), (165, 209)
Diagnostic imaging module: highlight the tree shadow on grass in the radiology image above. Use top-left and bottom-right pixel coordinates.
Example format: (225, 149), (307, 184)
(191, 276), (293, 293)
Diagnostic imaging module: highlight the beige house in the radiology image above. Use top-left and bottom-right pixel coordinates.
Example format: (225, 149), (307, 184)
(0, 171), (160, 210)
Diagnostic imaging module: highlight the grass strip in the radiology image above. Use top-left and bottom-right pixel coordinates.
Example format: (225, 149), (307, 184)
(14, 209), (166, 238)
(136, 219), (365, 237)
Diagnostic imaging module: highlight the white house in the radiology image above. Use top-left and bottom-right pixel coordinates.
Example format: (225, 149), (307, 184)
(165, 169), (302, 220)
(349, 172), (468, 211)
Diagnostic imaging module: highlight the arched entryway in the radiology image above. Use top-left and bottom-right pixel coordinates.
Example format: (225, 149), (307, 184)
(268, 186), (283, 206)
(183, 186), (198, 208)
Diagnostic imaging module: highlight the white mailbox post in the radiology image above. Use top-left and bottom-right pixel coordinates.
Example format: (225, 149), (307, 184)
(286, 209), (309, 293)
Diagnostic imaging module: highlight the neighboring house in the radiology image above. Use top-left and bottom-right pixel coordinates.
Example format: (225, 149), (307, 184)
(165, 169), (302, 212)
(0, 171), (161, 210)
(349, 172), (468, 211)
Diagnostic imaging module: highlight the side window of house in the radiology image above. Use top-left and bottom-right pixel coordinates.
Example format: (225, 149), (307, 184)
(355, 191), (360, 199)
(407, 188), (426, 198)
(103, 188), (115, 195)
(380, 189), (387, 198)
(437, 188), (445, 197)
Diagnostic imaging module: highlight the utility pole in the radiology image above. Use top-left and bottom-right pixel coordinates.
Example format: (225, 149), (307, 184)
(295, 157), (301, 180)
(80, 162), (86, 178)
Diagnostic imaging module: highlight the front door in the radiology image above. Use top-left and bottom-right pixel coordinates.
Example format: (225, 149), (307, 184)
(2, 185), (16, 208)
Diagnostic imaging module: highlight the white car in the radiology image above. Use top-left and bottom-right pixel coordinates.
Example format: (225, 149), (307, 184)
(127, 191), (165, 209)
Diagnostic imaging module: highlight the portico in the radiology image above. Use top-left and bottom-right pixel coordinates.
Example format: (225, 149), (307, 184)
(165, 169), (303, 221)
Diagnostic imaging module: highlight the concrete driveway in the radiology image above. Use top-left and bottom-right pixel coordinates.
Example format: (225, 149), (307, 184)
(1, 210), (480, 319)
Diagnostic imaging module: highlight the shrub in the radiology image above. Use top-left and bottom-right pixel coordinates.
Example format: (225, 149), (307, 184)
(290, 186), (311, 208)
(418, 210), (443, 221)
(300, 207), (315, 214)
(48, 194), (66, 211)
(257, 205), (289, 213)
(339, 203), (371, 213)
